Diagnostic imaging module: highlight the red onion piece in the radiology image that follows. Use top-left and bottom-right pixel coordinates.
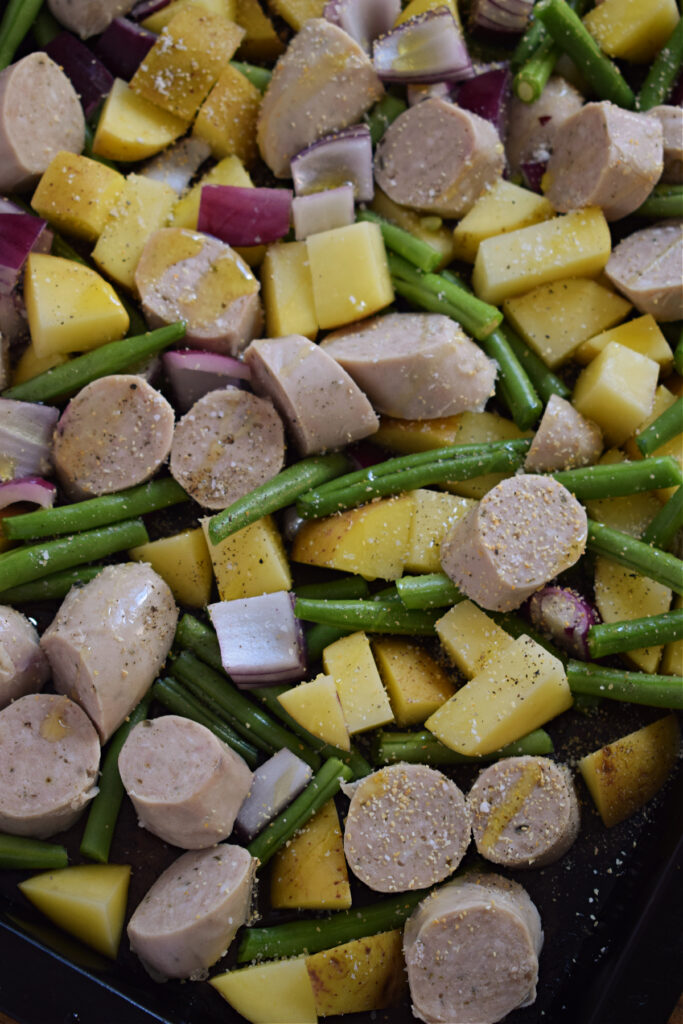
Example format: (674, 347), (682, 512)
(669, 71), (683, 106)
(290, 124), (374, 202)
(455, 65), (511, 137)
(372, 9), (472, 84)
(93, 18), (156, 80)
(0, 335), (8, 391)
(323, 0), (401, 52)
(470, 0), (533, 32)
(346, 440), (389, 469)
(0, 399), (60, 483)
(141, 137), (211, 195)
(198, 185), (292, 247)
(0, 213), (51, 295)
(0, 198), (22, 215)
(129, 0), (170, 21)
(0, 477), (57, 511)
(235, 749), (313, 840)
(44, 32), (114, 117)
(520, 160), (547, 192)
(292, 185), (355, 240)
(209, 592), (307, 688)
(163, 349), (251, 413)
(528, 585), (600, 660)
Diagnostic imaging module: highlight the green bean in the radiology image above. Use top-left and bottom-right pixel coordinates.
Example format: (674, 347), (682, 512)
(3, 478), (188, 541)
(567, 659), (683, 708)
(0, 834), (68, 871)
(635, 398), (683, 458)
(396, 573), (464, 610)
(175, 613), (224, 672)
(675, 328), (683, 376)
(230, 60), (272, 92)
(0, 0), (44, 70)
(30, 6), (60, 45)
(587, 608), (683, 659)
(637, 16), (683, 110)
(294, 598), (441, 635)
(0, 519), (148, 592)
(634, 184), (683, 219)
(305, 623), (352, 662)
(208, 454), (351, 545)
(586, 519), (683, 595)
(80, 692), (152, 864)
(365, 93), (407, 145)
(642, 487), (683, 551)
(371, 727), (554, 766)
(513, 35), (559, 103)
(295, 576), (370, 601)
(0, 565), (103, 604)
(247, 758), (353, 867)
(2, 323), (186, 403)
(499, 322), (571, 403)
(511, 13), (547, 69)
(553, 456), (682, 500)
(357, 210), (443, 272)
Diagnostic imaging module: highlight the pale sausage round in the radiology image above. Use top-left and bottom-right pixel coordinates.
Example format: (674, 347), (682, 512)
(342, 763), (470, 892)
(170, 387), (285, 510)
(468, 756), (580, 869)
(505, 75), (583, 179)
(127, 844), (256, 979)
(118, 715), (253, 849)
(0, 606), (50, 709)
(48, 0), (136, 38)
(524, 394), (603, 472)
(605, 221), (683, 322)
(649, 106), (683, 184)
(52, 375), (175, 500)
(440, 474), (588, 612)
(0, 693), (99, 839)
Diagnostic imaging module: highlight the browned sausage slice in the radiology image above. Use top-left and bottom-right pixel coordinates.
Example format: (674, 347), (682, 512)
(118, 715), (253, 848)
(244, 335), (379, 455)
(524, 394), (603, 472)
(135, 228), (263, 356)
(0, 54), (85, 192)
(374, 98), (504, 217)
(257, 19), (384, 178)
(0, 606), (49, 709)
(468, 756), (580, 869)
(127, 844), (256, 979)
(170, 387), (285, 509)
(440, 475), (588, 611)
(545, 102), (663, 221)
(605, 221), (683, 322)
(321, 313), (497, 419)
(0, 693), (99, 839)
(506, 75), (584, 179)
(342, 763), (470, 892)
(47, 0), (136, 38)
(52, 375), (175, 501)
(403, 874), (543, 1024)
(41, 563), (177, 743)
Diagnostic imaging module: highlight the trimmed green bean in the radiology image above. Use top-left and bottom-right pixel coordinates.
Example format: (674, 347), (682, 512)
(511, 14), (547, 69)
(0, 0), (44, 70)
(587, 608), (683, 659)
(230, 60), (272, 92)
(371, 727), (554, 766)
(0, 834), (68, 871)
(80, 692), (152, 864)
(500, 322), (571, 402)
(642, 486), (683, 551)
(247, 758), (353, 866)
(295, 576), (370, 601)
(567, 659), (683, 709)
(635, 397), (683, 458)
(396, 573), (464, 610)
(0, 519), (148, 592)
(3, 478), (188, 541)
(294, 598), (441, 635)
(0, 565), (103, 604)
(208, 454), (351, 545)
(586, 519), (683, 595)
(357, 210), (443, 272)
(553, 456), (682, 500)
(513, 36), (559, 103)
(634, 184), (683, 219)
(2, 323), (186, 403)
(366, 93), (407, 145)
(637, 16), (683, 110)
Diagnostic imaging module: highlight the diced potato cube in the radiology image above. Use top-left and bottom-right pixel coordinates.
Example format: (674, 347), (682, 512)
(201, 515), (291, 599)
(661, 595), (683, 676)
(583, 0), (679, 62)
(18, 865), (130, 959)
(371, 187), (456, 268)
(502, 278), (631, 369)
(425, 635), (572, 756)
(235, 0), (285, 60)
(170, 154), (253, 229)
(436, 600), (514, 679)
(572, 341), (659, 446)
(372, 637), (456, 726)
(291, 494), (415, 581)
(576, 314), (673, 371)
(306, 931), (406, 1016)
(585, 449), (661, 537)
(210, 957), (318, 1024)
(141, 0), (236, 31)
(268, 0), (326, 30)
(193, 64), (261, 165)
(404, 488), (475, 573)
(278, 673), (350, 750)
(12, 344), (67, 385)
(92, 79), (188, 162)
(306, 222), (394, 330)
(322, 632), (394, 734)
(24, 254), (129, 358)
(579, 715), (680, 827)
(594, 555), (672, 673)
(31, 152), (125, 243)
(452, 179), (554, 263)
(130, 528), (212, 608)
(261, 241), (318, 340)
(270, 800), (351, 910)
(92, 174), (177, 292)
(472, 208), (611, 304)
(130, 7), (244, 122)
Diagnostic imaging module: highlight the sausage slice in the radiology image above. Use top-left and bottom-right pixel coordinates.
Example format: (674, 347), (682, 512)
(321, 313), (497, 419)
(440, 474), (587, 611)
(649, 106), (683, 184)
(605, 221), (683, 322)
(41, 563), (177, 743)
(403, 874), (543, 1024)
(468, 756), (580, 869)
(47, 0), (136, 38)
(342, 763), (470, 892)
(374, 99), (504, 217)
(0, 606), (50, 709)
(52, 375), (175, 500)
(170, 387), (285, 509)
(118, 715), (253, 848)
(128, 844), (256, 979)
(524, 394), (603, 472)
(244, 335), (379, 455)
(0, 54), (85, 192)
(506, 75), (584, 179)
(0, 693), (99, 839)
